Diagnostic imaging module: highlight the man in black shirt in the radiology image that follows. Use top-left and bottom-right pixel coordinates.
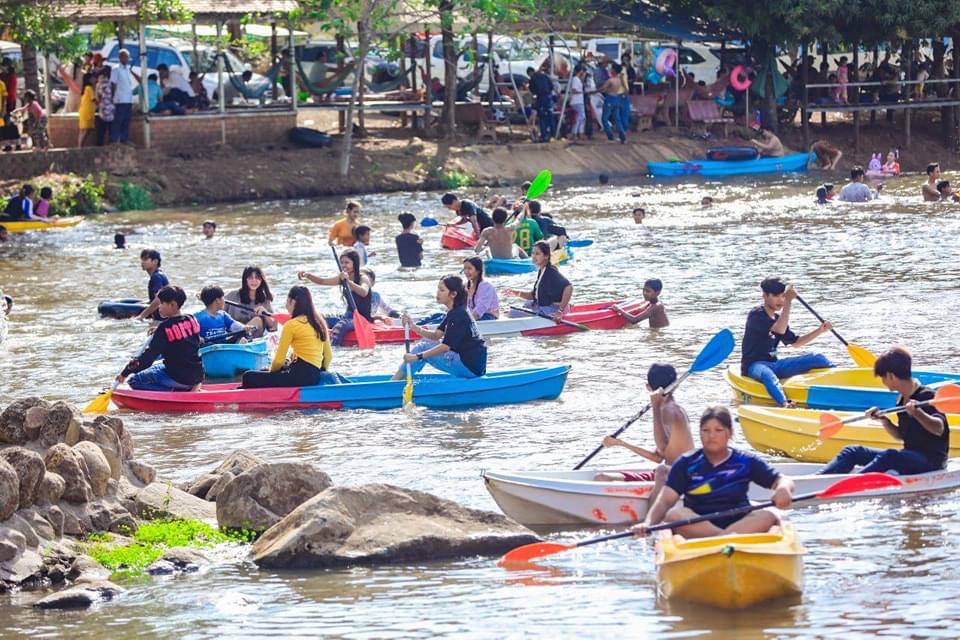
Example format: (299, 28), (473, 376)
(441, 192), (493, 237)
(527, 66), (555, 143)
(820, 347), (948, 475)
(741, 277), (833, 406)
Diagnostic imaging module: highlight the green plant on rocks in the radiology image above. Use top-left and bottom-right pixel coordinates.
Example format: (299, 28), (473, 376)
(114, 182), (155, 212)
(50, 174), (105, 216)
(430, 167), (474, 190)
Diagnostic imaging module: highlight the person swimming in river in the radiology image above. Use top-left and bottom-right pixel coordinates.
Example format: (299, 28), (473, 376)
(594, 363), (694, 507)
(612, 279), (669, 328)
(815, 183), (836, 204)
(633, 207), (645, 224)
(937, 180), (960, 203)
(474, 208), (526, 259)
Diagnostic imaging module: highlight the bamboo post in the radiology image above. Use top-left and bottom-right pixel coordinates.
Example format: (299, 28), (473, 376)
(820, 44), (827, 126)
(270, 23), (277, 103)
(289, 23), (298, 117)
(425, 27), (432, 105)
(138, 20), (150, 148)
(801, 40), (809, 148)
(357, 20), (365, 132)
(675, 40), (680, 128)
(853, 44), (859, 153)
(337, 34), (346, 132)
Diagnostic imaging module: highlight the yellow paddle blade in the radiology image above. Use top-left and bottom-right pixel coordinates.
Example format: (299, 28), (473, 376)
(847, 344), (878, 368)
(82, 390), (113, 415)
(403, 378), (414, 406)
(818, 412), (845, 439)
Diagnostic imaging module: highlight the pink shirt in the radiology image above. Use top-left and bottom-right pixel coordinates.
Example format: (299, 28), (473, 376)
(35, 199), (49, 218)
(468, 280), (499, 319)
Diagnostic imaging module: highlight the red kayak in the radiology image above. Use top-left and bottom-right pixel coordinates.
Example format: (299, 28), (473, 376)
(341, 299), (646, 346)
(441, 226), (477, 250)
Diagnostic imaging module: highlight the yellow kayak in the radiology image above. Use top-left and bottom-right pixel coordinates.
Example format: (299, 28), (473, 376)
(738, 405), (960, 463)
(656, 525), (804, 609)
(726, 365), (960, 411)
(0, 217), (84, 233)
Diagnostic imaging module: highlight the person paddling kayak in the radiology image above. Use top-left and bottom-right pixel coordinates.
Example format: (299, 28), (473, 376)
(818, 347), (948, 475)
(505, 241), (573, 321)
(298, 248), (372, 346)
(391, 275), (487, 380)
(595, 363), (694, 505)
(442, 192), (493, 238)
(224, 266), (278, 338)
(741, 277), (833, 407)
(632, 406), (795, 539)
(241, 286), (343, 389)
(118, 285), (203, 391)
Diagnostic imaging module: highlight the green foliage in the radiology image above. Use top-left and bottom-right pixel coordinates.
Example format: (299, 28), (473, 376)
(114, 182), (155, 212)
(85, 532), (114, 543)
(434, 168), (473, 189)
(87, 541), (163, 572)
(49, 174), (104, 216)
(135, 519), (232, 548)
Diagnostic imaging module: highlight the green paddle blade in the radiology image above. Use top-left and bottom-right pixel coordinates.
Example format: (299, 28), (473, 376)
(689, 328), (735, 373)
(526, 170), (552, 200)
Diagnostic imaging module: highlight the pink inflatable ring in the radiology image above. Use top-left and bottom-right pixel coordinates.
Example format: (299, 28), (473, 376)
(655, 48), (678, 77)
(731, 65), (751, 91)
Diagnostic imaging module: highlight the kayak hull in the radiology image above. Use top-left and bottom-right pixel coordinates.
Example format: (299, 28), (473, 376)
(199, 335), (274, 379)
(341, 299), (645, 346)
(483, 247), (572, 275)
(1, 216), (84, 233)
(725, 365), (960, 411)
(737, 405), (960, 462)
(440, 226), (477, 250)
(97, 299), (148, 320)
(111, 365), (570, 413)
(656, 526), (804, 609)
(483, 461), (960, 526)
(648, 152), (810, 178)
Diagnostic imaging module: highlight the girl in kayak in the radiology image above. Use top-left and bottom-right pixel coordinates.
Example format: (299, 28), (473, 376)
(505, 241), (573, 321)
(297, 248), (373, 346)
(463, 257), (499, 321)
(632, 406), (795, 539)
(241, 286), (341, 389)
(391, 275), (487, 380)
(225, 266), (277, 337)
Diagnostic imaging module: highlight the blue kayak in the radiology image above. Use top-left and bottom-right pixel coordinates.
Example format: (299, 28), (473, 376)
(484, 248), (573, 276)
(111, 365), (571, 412)
(566, 239), (593, 248)
(648, 152), (810, 178)
(199, 337), (272, 379)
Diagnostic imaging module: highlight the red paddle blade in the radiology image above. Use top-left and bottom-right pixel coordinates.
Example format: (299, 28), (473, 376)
(499, 542), (575, 566)
(272, 313), (291, 324)
(816, 472), (902, 499)
(353, 311), (376, 350)
(933, 383), (960, 413)
(818, 412), (845, 439)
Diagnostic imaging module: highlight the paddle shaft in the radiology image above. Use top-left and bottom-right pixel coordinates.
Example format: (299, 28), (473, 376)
(404, 320), (413, 385)
(331, 245), (363, 315)
(838, 396), (943, 426)
(794, 294), (848, 346)
(199, 328), (248, 346)
(509, 305), (588, 332)
(224, 299), (274, 318)
(570, 490), (822, 550)
(573, 371), (691, 470)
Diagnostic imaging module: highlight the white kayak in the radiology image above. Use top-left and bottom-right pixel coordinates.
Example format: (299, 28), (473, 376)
(482, 460), (960, 527)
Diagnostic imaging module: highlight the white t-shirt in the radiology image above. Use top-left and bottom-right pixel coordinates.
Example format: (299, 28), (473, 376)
(164, 69), (196, 97)
(569, 76), (584, 106)
(111, 64), (134, 104)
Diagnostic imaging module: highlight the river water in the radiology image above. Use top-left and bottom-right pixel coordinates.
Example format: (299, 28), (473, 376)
(1, 175), (959, 638)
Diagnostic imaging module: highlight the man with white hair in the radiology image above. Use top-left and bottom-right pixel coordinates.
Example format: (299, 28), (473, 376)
(110, 48), (140, 143)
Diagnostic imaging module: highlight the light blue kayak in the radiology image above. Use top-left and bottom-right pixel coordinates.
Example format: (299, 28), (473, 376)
(648, 152), (810, 178)
(484, 248), (573, 276)
(199, 337), (271, 379)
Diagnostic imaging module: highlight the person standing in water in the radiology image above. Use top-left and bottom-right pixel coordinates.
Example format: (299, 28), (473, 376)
(613, 279), (669, 328)
(922, 162), (941, 202)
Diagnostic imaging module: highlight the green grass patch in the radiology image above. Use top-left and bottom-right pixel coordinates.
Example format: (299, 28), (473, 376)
(87, 541), (164, 572)
(114, 182), (155, 212)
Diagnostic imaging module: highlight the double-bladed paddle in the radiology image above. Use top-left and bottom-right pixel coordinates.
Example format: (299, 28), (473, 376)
(794, 293), (877, 368)
(818, 383), (960, 439)
(573, 328), (736, 470)
(508, 170), (554, 223)
(499, 473), (904, 565)
(331, 245), (376, 350)
(403, 317), (414, 407)
(510, 305), (590, 332)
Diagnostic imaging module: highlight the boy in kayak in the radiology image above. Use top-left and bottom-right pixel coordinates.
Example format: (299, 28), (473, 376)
(135, 249), (170, 322)
(442, 192), (493, 238)
(632, 406), (795, 538)
(195, 286), (248, 343)
(613, 278), (669, 328)
(513, 204), (544, 255)
(595, 363), (694, 506)
(819, 347), (948, 475)
(475, 208), (525, 259)
(118, 285), (204, 391)
(526, 200), (567, 249)
(741, 277), (833, 407)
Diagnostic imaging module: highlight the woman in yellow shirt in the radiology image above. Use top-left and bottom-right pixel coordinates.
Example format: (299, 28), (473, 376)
(77, 73), (96, 147)
(240, 286), (340, 388)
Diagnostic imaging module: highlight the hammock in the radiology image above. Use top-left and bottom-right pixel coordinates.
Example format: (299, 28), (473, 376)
(220, 56), (283, 100)
(418, 63), (487, 101)
(295, 55), (356, 96)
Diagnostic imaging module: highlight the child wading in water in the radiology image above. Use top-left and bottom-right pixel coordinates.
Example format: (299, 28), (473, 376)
(395, 213), (423, 268)
(613, 278), (669, 328)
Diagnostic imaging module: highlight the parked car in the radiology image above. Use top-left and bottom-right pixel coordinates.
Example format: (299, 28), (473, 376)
(100, 38), (283, 104)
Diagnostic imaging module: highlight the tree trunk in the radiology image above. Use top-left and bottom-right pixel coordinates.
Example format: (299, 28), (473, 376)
(339, 3), (372, 177)
(933, 37), (949, 139)
(21, 43), (40, 107)
(440, 0), (456, 139)
(751, 39), (777, 132)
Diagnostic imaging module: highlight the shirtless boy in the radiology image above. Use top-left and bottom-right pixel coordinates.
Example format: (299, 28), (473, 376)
(923, 163), (942, 202)
(474, 208), (523, 259)
(613, 278), (669, 328)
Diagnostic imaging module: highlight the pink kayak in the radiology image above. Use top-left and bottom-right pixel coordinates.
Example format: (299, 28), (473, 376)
(440, 226), (477, 250)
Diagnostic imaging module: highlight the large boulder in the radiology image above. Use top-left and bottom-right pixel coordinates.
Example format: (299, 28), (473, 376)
(24, 406), (49, 441)
(0, 398), (48, 445)
(133, 482), (216, 523)
(80, 423), (122, 479)
(252, 484), (538, 569)
(0, 448), (44, 509)
(0, 459), (19, 521)
(127, 460), (156, 486)
(72, 442), (111, 498)
(39, 402), (82, 448)
(216, 463), (332, 533)
(184, 449), (264, 500)
(33, 580), (123, 609)
(36, 472), (65, 506)
(43, 444), (92, 504)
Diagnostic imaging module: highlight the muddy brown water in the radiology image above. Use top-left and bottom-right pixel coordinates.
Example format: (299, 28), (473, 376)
(1, 174), (959, 638)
